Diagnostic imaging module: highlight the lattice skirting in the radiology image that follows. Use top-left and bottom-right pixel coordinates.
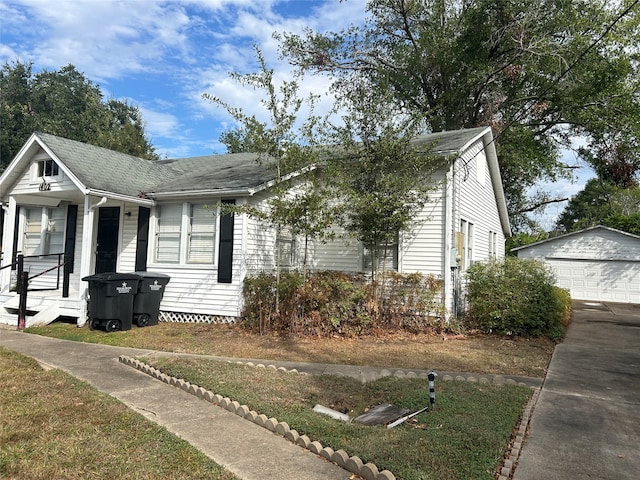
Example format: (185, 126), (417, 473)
(159, 311), (238, 324)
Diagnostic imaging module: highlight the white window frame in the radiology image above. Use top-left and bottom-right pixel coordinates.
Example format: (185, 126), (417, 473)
(362, 234), (399, 272)
(37, 159), (60, 178)
(22, 206), (66, 256)
(488, 230), (498, 258)
(459, 219), (474, 270)
(276, 228), (297, 270)
(153, 202), (219, 266)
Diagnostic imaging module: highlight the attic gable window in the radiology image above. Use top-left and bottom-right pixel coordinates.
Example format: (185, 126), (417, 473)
(38, 159), (59, 177)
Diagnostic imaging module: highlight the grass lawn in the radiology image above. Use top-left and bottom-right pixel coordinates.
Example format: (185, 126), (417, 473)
(18, 320), (552, 479)
(0, 347), (238, 480)
(147, 356), (532, 480)
(25, 320), (555, 378)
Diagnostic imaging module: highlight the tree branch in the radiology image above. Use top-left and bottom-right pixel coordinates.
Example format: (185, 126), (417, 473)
(516, 197), (570, 214)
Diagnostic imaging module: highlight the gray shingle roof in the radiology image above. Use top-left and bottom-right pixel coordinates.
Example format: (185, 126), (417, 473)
(34, 127), (491, 199)
(151, 154), (276, 195)
(411, 127), (490, 154)
(36, 133), (275, 198)
(37, 132), (169, 197)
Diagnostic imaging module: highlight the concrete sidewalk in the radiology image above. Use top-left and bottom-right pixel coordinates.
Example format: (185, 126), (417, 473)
(0, 330), (355, 480)
(513, 301), (640, 480)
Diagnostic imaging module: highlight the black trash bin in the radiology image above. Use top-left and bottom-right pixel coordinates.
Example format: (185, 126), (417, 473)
(132, 272), (170, 327)
(82, 273), (140, 332)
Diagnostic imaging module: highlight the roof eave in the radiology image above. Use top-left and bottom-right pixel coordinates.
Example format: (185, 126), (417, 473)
(476, 129), (511, 238)
(147, 187), (253, 199)
(512, 225), (640, 251)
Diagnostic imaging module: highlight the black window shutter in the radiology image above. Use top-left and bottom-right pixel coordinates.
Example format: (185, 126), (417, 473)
(135, 206), (150, 272)
(217, 199), (235, 283)
(64, 204), (78, 272)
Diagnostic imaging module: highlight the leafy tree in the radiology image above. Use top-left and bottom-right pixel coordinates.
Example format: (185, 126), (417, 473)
(555, 178), (618, 232)
(604, 213), (640, 235)
(557, 179), (640, 233)
(0, 61), (158, 170)
(203, 47), (332, 309)
(278, 0), (640, 230)
(326, 83), (442, 279)
(506, 230), (550, 256)
(579, 134), (640, 189)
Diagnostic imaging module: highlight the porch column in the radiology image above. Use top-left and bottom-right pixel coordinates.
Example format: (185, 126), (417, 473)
(76, 195), (101, 326)
(0, 197), (17, 292)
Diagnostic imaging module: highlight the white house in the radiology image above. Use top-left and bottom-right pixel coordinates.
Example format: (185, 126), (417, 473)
(514, 225), (640, 304)
(0, 127), (510, 327)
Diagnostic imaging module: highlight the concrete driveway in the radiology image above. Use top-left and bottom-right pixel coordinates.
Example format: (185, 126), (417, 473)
(513, 301), (640, 480)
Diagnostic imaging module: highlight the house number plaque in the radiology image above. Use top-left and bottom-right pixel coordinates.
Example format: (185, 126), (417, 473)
(39, 181), (51, 191)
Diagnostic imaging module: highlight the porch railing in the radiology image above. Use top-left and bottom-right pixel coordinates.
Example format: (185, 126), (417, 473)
(1, 253), (71, 297)
(0, 253), (71, 330)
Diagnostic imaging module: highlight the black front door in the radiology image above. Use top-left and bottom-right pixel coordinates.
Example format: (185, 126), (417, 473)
(95, 207), (120, 273)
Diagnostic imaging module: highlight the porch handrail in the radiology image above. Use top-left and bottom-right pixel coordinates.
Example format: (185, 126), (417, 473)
(12, 253), (71, 298)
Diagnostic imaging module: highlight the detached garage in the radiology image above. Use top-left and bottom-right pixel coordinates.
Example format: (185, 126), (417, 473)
(513, 225), (640, 304)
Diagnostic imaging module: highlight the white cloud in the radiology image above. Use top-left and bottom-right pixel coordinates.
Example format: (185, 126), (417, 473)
(140, 106), (181, 139)
(2, 0), (193, 79)
(0, 0), (366, 156)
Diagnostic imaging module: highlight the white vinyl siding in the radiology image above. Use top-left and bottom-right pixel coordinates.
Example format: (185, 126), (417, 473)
(399, 170), (447, 275)
(457, 140), (505, 260)
(154, 207), (246, 317)
(310, 226), (361, 272)
(14, 152), (74, 195)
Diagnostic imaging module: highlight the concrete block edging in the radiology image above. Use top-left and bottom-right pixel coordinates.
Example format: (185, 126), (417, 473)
(118, 355), (396, 480)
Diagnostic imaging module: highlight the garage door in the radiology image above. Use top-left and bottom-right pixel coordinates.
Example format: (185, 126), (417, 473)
(546, 258), (640, 304)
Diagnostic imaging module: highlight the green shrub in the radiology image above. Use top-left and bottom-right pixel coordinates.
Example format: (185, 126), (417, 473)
(465, 257), (571, 339)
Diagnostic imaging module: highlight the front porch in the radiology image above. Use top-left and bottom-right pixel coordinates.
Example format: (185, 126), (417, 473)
(0, 289), (84, 328)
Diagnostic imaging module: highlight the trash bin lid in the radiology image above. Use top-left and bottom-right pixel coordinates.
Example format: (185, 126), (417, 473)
(134, 271), (170, 280)
(82, 272), (141, 282)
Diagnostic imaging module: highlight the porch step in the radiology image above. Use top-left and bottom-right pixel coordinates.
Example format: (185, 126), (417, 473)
(2, 295), (19, 310)
(0, 306), (29, 328)
(0, 310), (19, 327)
(26, 305), (61, 328)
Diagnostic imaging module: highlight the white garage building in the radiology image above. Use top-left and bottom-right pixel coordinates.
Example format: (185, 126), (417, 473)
(513, 225), (640, 304)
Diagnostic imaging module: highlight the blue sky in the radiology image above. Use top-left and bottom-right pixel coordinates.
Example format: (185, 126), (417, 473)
(0, 0), (365, 158)
(0, 0), (592, 227)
